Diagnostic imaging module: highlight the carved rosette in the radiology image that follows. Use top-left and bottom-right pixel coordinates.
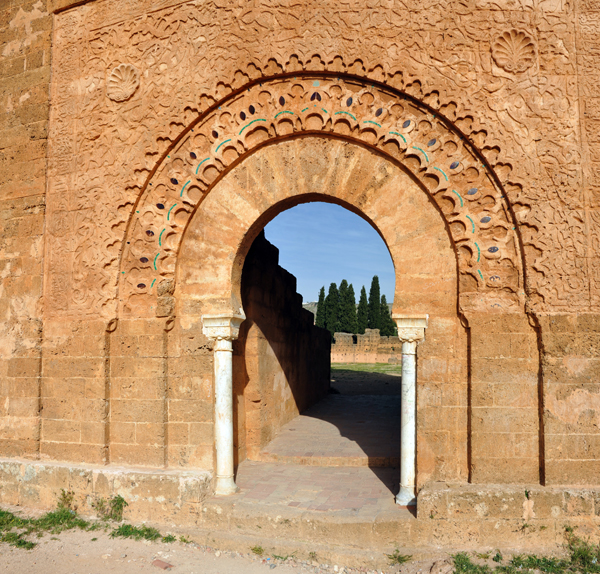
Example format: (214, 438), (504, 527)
(491, 30), (536, 73)
(107, 63), (140, 102)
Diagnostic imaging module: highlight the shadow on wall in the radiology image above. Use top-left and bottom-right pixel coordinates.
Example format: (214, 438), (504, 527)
(232, 231), (331, 466)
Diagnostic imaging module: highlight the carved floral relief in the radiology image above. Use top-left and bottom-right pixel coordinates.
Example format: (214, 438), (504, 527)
(491, 30), (537, 73)
(44, 0), (591, 317)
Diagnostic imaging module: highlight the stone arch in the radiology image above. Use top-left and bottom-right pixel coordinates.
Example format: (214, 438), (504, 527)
(117, 73), (525, 317)
(177, 135), (469, 488)
(178, 137), (459, 320)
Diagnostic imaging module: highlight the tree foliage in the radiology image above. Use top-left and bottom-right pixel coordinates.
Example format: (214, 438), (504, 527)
(315, 277), (393, 337)
(379, 294), (397, 336)
(324, 282), (340, 337)
(338, 280), (357, 334)
(356, 286), (369, 334)
(367, 275), (381, 330)
(315, 286), (326, 328)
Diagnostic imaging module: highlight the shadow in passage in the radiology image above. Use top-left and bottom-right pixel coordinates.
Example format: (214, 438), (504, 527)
(260, 368), (403, 498)
(330, 368), (402, 395)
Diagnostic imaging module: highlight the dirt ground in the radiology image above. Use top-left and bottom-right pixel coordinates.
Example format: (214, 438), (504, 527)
(330, 366), (402, 395)
(0, 528), (451, 574)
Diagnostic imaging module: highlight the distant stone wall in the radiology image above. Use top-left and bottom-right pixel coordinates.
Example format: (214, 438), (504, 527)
(233, 233), (331, 463)
(331, 329), (401, 364)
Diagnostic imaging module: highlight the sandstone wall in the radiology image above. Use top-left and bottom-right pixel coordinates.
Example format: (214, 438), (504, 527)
(331, 329), (401, 364)
(233, 232), (331, 463)
(0, 0), (598, 499)
(0, 0), (51, 458)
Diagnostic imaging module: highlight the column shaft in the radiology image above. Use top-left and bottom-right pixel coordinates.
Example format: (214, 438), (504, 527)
(392, 314), (428, 507)
(202, 314), (244, 497)
(397, 340), (417, 506)
(214, 338), (237, 495)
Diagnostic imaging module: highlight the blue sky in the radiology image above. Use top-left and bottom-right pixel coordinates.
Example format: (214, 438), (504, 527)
(263, 202), (395, 303)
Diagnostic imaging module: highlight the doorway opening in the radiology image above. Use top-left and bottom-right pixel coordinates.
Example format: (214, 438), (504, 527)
(232, 201), (404, 513)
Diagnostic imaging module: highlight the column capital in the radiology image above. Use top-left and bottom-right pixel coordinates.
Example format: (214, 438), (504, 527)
(202, 314), (245, 341)
(392, 314), (428, 343)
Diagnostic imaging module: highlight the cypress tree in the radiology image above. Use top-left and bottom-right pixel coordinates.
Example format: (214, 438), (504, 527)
(338, 280), (357, 334)
(324, 282), (340, 337)
(315, 286), (326, 328)
(347, 283), (358, 334)
(357, 286), (368, 334)
(367, 275), (381, 330)
(379, 294), (396, 336)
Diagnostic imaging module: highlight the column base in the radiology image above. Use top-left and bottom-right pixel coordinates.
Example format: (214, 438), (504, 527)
(396, 486), (416, 506)
(214, 475), (239, 496)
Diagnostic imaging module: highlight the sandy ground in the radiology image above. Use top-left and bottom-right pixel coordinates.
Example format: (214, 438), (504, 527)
(0, 528), (451, 574)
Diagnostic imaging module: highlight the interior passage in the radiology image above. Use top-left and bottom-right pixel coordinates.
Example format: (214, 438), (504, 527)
(230, 369), (407, 517)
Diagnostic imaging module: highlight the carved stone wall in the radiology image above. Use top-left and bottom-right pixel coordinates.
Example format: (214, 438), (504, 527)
(42, 0), (593, 317)
(0, 0), (599, 499)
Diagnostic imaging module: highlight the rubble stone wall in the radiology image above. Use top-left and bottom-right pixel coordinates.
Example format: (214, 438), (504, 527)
(331, 329), (401, 364)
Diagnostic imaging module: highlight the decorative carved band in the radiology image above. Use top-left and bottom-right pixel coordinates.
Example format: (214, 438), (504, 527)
(118, 74), (522, 317)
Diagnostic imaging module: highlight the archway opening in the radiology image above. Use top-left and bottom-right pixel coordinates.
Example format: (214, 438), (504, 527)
(175, 135), (470, 504)
(233, 199), (400, 467)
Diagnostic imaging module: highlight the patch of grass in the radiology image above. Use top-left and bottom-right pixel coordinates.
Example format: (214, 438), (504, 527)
(91, 537), (98, 541)
(566, 529), (600, 573)
(451, 531), (600, 574)
(109, 524), (161, 541)
(308, 551), (317, 561)
(57, 489), (76, 511)
(0, 509), (29, 531)
(0, 506), (88, 550)
(1, 531), (35, 550)
(34, 508), (89, 534)
(453, 552), (492, 574)
(386, 549), (412, 565)
(508, 554), (568, 574)
(162, 534), (176, 543)
(273, 552), (296, 560)
(476, 553), (491, 560)
(331, 362), (402, 375)
(92, 495), (128, 522)
(251, 545), (264, 556)
(179, 535), (191, 544)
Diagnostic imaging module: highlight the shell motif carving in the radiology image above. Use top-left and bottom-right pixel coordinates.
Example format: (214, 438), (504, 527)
(107, 63), (140, 102)
(491, 30), (536, 73)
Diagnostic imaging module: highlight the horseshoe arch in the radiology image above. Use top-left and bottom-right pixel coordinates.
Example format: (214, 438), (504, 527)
(117, 73), (525, 318)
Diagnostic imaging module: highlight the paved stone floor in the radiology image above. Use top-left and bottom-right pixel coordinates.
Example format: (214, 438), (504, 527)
(256, 394), (401, 466)
(231, 370), (407, 519)
(235, 461), (402, 517)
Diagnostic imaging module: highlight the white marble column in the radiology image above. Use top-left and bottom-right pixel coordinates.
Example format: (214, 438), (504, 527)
(202, 314), (245, 496)
(392, 315), (428, 507)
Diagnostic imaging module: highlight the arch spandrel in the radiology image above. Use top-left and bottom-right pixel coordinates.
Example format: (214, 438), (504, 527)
(117, 74), (524, 317)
